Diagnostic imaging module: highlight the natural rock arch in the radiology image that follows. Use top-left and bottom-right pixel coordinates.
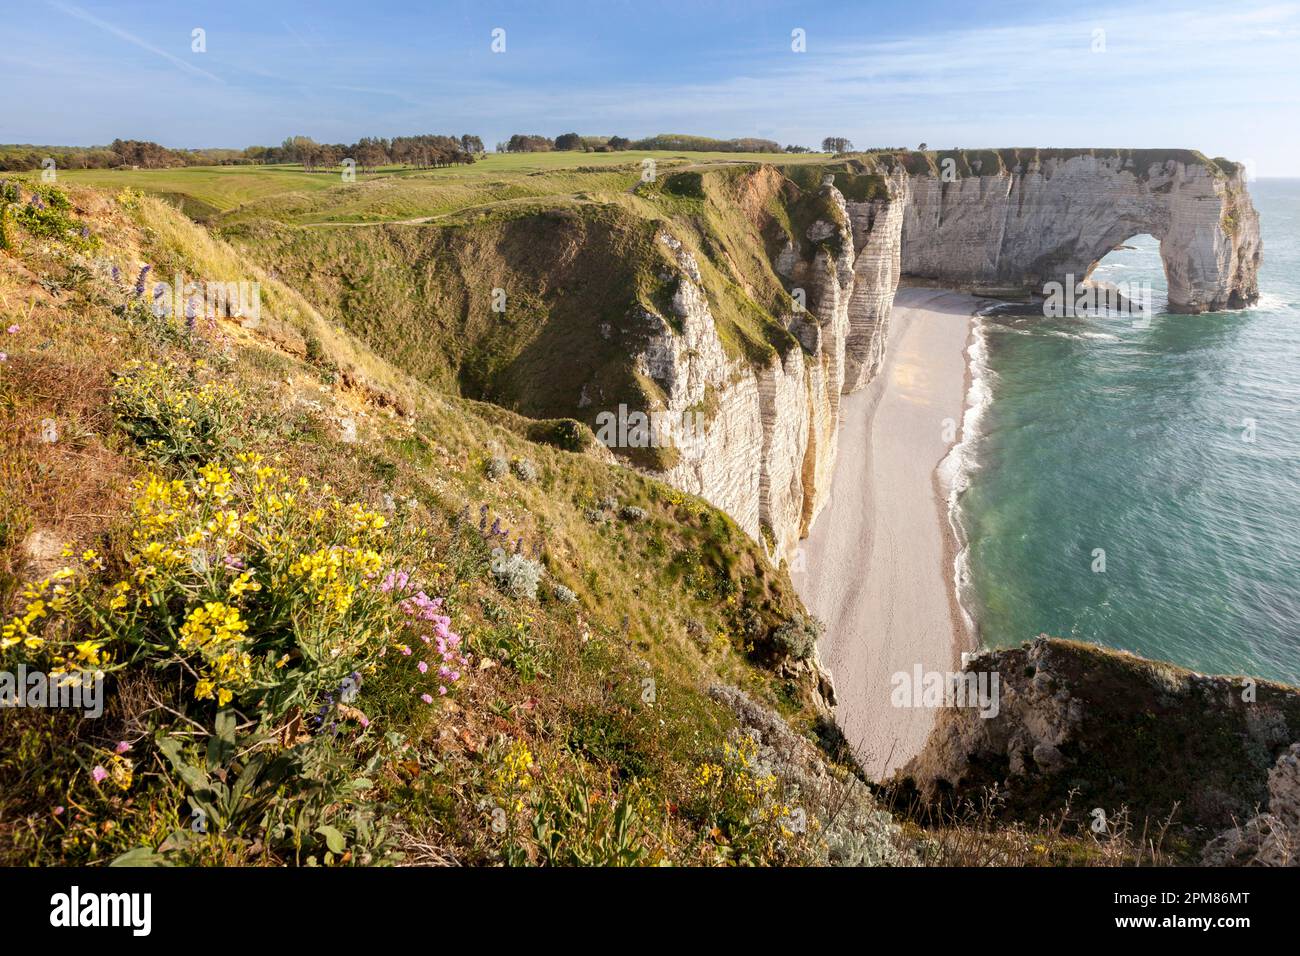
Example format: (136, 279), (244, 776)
(899, 150), (1261, 313)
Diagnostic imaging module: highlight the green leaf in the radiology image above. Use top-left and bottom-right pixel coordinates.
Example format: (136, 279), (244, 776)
(207, 710), (237, 769)
(110, 846), (173, 867)
(315, 825), (346, 854)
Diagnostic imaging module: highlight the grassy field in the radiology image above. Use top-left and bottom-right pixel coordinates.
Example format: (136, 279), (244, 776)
(45, 151), (832, 225)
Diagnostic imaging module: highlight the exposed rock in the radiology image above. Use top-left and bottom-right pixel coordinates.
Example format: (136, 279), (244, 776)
(843, 168), (909, 390)
(707, 683), (911, 866)
(1203, 743), (1300, 866)
(900, 636), (1300, 857)
(638, 175), (887, 561)
(597, 152), (1259, 564)
(22, 529), (65, 579)
(900, 151), (1261, 312)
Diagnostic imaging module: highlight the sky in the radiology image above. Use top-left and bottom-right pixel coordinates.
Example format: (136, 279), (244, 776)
(3, 0), (1299, 174)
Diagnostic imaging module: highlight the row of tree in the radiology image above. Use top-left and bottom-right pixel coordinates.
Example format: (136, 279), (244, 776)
(494, 133), (876, 155)
(0, 133), (906, 173)
(0, 134), (486, 172)
(497, 133), (794, 154)
(272, 135), (484, 172)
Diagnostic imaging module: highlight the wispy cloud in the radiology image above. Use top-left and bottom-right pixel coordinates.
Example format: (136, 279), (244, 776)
(6, 0), (1299, 172)
(47, 0), (224, 84)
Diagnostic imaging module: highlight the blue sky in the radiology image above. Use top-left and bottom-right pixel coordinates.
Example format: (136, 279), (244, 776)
(3, 0), (1299, 173)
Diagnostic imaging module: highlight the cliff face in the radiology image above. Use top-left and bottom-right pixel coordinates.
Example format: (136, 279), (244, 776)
(639, 171), (908, 559)
(633, 150), (1261, 563)
(843, 169), (910, 391)
(900, 150), (1261, 312)
(900, 637), (1300, 860)
(242, 150), (1259, 566)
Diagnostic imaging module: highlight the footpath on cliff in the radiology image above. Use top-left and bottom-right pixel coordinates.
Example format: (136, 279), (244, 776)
(794, 286), (978, 779)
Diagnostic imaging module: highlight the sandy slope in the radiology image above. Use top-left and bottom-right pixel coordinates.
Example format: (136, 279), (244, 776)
(793, 287), (978, 779)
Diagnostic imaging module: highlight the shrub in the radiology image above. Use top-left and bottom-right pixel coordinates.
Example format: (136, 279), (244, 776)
(111, 360), (243, 464)
(598, 495), (618, 512)
(618, 505), (647, 523)
(771, 613), (822, 661)
(1, 454), (465, 716)
(484, 456), (508, 481)
(13, 183), (97, 251)
(491, 548), (543, 600)
(511, 457), (537, 481)
(525, 418), (588, 452)
(552, 584), (577, 604)
(687, 733), (805, 865)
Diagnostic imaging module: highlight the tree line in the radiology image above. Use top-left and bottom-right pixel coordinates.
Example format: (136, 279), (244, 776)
(0, 132), (886, 172)
(272, 135), (484, 172)
(0, 134), (486, 172)
(496, 133), (871, 155)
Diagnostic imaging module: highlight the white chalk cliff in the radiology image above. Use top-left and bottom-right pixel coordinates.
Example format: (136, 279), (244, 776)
(900, 150), (1261, 312)
(622, 150), (1260, 560)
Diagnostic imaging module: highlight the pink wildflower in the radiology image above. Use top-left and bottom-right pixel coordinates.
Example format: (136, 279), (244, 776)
(91, 766), (108, 784)
(417, 661), (428, 673)
(115, 741), (130, 754)
(420, 693), (433, 704)
(381, 570), (410, 593)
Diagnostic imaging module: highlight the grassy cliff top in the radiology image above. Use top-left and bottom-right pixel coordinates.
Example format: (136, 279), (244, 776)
(859, 146), (1236, 179)
(1, 178), (885, 866)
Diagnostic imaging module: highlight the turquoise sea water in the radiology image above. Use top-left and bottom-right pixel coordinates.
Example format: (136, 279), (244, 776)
(958, 178), (1300, 685)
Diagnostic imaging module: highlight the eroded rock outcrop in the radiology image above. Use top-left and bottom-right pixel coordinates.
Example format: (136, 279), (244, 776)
(899, 149), (1261, 312)
(1203, 743), (1300, 866)
(843, 168), (910, 391)
(630, 171), (908, 560)
(900, 636), (1300, 860)
(620, 151), (1261, 566)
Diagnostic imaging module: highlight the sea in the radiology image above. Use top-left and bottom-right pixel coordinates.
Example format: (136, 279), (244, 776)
(953, 178), (1300, 685)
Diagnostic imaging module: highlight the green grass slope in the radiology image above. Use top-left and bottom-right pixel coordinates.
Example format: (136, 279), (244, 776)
(0, 178), (919, 866)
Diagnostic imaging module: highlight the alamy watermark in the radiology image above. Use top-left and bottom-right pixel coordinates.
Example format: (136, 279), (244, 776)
(890, 661), (1000, 718)
(1043, 275), (1152, 322)
(149, 272), (261, 325)
(0, 665), (104, 717)
(50, 886), (150, 936)
(594, 403), (707, 454)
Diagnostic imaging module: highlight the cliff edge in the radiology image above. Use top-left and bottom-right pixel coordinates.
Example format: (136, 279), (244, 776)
(899, 637), (1300, 863)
